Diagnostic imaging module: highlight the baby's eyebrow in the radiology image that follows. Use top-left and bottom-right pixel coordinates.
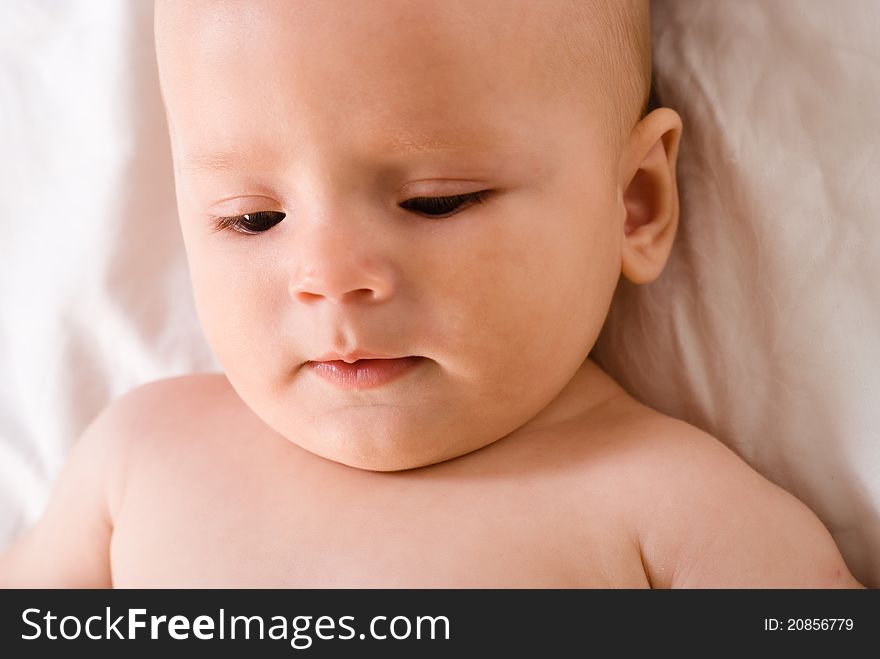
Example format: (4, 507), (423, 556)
(177, 132), (533, 174)
(177, 151), (243, 173)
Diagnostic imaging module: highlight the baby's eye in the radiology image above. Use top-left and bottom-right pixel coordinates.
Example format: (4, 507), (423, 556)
(400, 190), (492, 218)
(209, 191), (492, 233)
(210, 211), (286, 235)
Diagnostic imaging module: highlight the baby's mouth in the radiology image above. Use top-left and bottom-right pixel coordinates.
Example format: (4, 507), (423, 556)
(306, 356), (425, 390)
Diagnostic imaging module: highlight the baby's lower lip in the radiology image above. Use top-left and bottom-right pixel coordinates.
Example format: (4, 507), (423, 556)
(307, 357), (424, 389)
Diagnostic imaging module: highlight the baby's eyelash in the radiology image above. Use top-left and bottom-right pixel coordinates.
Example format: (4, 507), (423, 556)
(209, 211), (286, 235)
(209, 190), (494, 235)
(400, 190), (493, 218)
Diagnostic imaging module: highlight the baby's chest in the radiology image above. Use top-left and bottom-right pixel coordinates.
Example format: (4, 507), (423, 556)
(109, 441), (647, 588)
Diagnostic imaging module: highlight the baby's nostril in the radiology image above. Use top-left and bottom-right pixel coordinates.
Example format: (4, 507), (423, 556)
(293, 290), (322, 303)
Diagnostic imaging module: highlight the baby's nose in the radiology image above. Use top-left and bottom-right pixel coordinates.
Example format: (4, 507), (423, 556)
(290, 262), (393, 305)
(288, 224), (396, 305)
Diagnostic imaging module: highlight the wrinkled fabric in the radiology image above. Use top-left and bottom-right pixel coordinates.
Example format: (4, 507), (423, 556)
(0, 1), (218, 546)
(593, 0), (880, 585)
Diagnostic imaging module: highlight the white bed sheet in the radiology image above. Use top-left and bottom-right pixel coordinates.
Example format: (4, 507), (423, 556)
(0, 0), (218, 544)
(592, 0), (880, 585)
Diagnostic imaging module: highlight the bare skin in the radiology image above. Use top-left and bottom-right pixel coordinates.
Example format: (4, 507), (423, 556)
(0, 0), (864, 587)
(0, 363), (862, 588)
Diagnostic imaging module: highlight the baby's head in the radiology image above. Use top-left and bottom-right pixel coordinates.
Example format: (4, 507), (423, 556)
(154, 0), (681, 471)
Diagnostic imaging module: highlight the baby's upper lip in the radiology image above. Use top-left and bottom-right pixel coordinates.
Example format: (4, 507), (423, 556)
(311, 351), (414, 364)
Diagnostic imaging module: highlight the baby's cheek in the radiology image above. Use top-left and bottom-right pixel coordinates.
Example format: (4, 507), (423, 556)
(454, 270), (570, 401)
(189, 258), (283, 382)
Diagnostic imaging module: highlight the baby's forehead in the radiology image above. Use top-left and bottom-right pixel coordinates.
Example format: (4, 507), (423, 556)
(155, 1), (639, 161)
(156, 0), (598, 44)
(156, 0), (614, 98)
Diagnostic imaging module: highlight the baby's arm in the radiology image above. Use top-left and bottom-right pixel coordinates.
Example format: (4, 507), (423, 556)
(633, 424), (864, 588)
(0, 402), (126, 588)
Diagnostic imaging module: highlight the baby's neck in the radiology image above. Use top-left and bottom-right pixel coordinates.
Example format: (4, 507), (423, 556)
(512, 358), (626, 438)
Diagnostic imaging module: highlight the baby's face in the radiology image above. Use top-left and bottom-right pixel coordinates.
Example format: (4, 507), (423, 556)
(157, 0), (627, 470)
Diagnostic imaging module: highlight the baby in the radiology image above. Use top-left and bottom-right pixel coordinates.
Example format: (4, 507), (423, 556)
(0, 0), (864, 588)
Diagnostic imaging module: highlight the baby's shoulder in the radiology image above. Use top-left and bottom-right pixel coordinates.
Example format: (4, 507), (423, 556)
(578, 396), (752, 492)
(604, 405), (761, 495)
(104, 372), (239, 430)
(91, 374), (239, 461)
(106, 373), (233, 421)
(606, 403), (858, 587)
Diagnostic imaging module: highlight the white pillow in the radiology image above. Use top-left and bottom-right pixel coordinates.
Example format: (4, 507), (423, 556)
(592, 0), (880, 586)
(0, 1), (217, 545)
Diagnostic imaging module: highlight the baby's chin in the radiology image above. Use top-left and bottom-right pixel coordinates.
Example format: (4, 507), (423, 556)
(304, 443), (462, 472)
(226, 366), (516, 471)
(286, 416), (493, 472)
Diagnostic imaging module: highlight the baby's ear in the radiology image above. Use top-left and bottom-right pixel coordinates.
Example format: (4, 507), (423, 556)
(619, 107), (683, 285)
